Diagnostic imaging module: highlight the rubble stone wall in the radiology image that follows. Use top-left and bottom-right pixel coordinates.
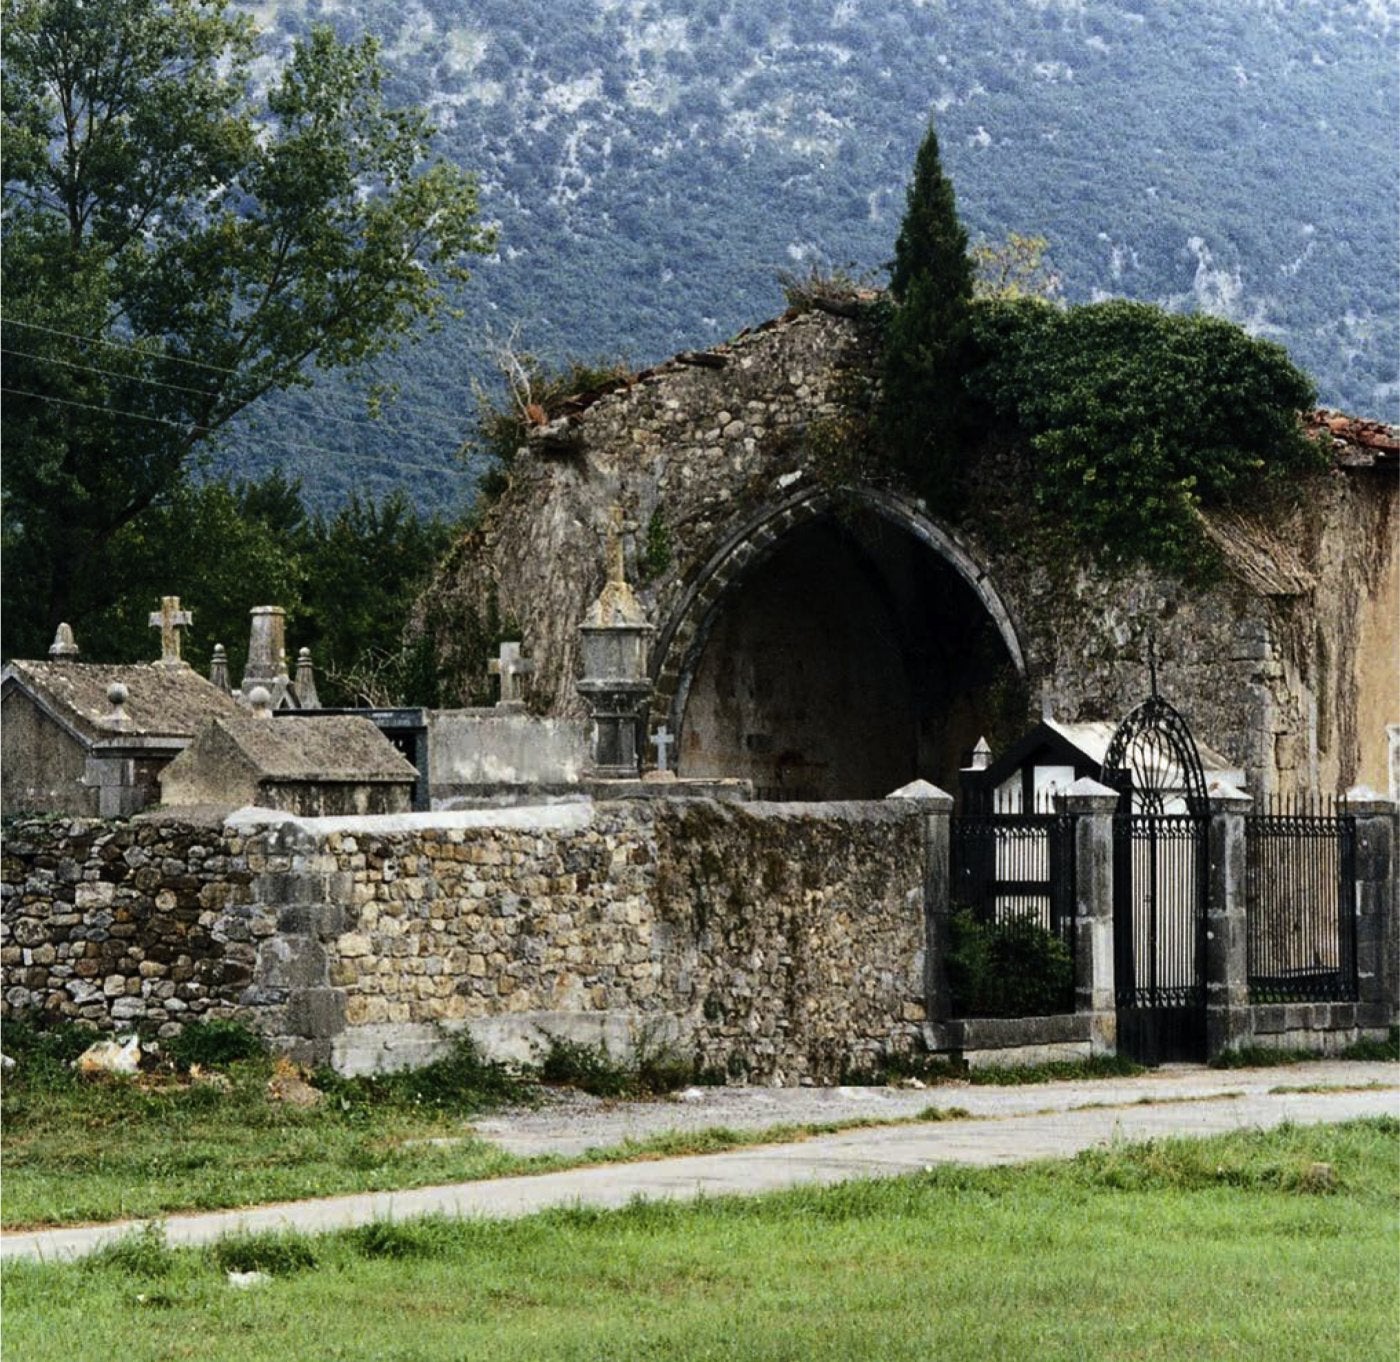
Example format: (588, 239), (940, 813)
(0, 818), (270, 1035)
(2, 801), (928, 1083)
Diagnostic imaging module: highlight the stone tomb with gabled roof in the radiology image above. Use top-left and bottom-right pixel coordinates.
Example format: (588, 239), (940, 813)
(159, 707), (418, 817)
(1, 656), (245, 817)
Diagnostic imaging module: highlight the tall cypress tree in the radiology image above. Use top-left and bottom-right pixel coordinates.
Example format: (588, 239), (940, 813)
(880, 123), (975, 503)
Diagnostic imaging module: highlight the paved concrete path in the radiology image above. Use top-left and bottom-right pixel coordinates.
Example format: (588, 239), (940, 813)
(4, 1064), (1394, 1264)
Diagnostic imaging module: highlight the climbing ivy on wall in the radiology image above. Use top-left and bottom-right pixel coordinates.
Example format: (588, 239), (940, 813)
(960, 298), (1330, 573)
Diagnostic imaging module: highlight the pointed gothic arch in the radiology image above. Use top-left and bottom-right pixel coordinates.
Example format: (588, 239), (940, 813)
(648, 486), (1027, 797)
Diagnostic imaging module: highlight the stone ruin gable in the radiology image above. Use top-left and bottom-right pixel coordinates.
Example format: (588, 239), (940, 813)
(423, 298), (1396, 797)
(2, 799), (929, 1083)
(425, 306), (873, 717)
(0, 816), (266, 1036)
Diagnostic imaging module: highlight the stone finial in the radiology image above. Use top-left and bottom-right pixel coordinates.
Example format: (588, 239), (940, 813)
(1206, 778), (1252, 808)
(148, 595), (192, 667)
(209, 644), (231, 694)
(488, 641), (534, 708)
(968, 736), (992, 771)
(104, 682), (130, 728)
(48, 622), (79, 661)
(584, 506), (647, 627)
(294, 647), (321, 710)
(1040, 683), (1053, 722)
(248, 686), (273, 718)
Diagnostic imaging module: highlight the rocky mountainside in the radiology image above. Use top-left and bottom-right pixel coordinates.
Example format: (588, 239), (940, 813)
(223, 0), (1399, 513)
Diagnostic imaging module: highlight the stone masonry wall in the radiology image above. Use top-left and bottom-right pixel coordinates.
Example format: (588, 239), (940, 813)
(2, 800), (928, 1083)
(1, 817), (268, 1034)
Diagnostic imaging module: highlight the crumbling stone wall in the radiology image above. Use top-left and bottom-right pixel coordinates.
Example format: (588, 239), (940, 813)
(421, 305), (1397, 796)
(2, 801), (927, 1083)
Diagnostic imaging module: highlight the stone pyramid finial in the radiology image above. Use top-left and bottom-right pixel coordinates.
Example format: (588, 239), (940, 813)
(209, 644), (231, 694)
(294, 647), (321, 709)
(48, 622), (79, 661)
(970, 736), (992, 771)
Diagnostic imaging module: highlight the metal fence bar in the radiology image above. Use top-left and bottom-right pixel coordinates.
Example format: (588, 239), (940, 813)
(1114, 814), (1205, 1010)
(1244, 802), (1357, 1003)
(950, 814), (1076, 943)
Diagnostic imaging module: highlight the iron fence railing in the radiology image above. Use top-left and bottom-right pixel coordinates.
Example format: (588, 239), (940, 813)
(1245, 797), (1357, 1003)
(950, 813), (1076, 943)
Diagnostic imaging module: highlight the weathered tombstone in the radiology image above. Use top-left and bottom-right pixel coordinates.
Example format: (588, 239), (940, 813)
(488, 641), (535, 709)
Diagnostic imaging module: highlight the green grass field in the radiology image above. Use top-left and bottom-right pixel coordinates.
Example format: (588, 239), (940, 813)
(4, 1120), (1395, 1362)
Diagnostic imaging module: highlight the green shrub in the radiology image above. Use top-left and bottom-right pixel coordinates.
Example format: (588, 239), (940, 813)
(964, 298), (1328, 573)
(1340, 1027), (1400, 1062)
(1, 1019), (94, 1089)
(538, 1032), (693, 1099)
(165, 1020), (264, 1071)
(84, 1223), (175, 1279)
(946, 908), (1074, 1018)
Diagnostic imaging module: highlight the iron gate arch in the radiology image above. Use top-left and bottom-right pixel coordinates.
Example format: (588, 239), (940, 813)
(1101, 692), (1211, 1064)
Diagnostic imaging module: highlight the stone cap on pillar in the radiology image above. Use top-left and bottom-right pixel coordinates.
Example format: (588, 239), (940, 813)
(1342, 786), (1399, 817)
(1207, 778), (1252, 811)
(886, 779), (954, 812)
(1055, 776), (1120, 815)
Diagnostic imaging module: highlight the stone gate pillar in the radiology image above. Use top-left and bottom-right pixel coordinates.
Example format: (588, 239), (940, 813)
(1204, 780), (1253, 1058)
(889, 780), (954, 1026)
(1057, 777), (1120, 1055)
(1342, 788), (1398, 1029)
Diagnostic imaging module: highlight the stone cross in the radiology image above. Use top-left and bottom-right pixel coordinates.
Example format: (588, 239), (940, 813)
(651, 724), (674, 771)
(149, 596), (192, 667)
(605, 504), (627, 586)
(488, 641), (535, 707)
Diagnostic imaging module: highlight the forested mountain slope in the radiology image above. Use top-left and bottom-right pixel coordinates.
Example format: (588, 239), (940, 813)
(224, 0), (1399, 514)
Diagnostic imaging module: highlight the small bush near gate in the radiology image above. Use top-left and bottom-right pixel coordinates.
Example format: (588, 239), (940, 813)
(946, 908), (1073, 1018)
(166, 1020), (265, 1071)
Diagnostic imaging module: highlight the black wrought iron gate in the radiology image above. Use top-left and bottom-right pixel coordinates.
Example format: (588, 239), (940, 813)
(1103, 688), (1211, 1065)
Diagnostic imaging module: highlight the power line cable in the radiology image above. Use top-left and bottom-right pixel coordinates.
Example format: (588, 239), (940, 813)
(0, 315), (487, 423)
(0, 343), (473, 443)
(0, 385), (492, 475)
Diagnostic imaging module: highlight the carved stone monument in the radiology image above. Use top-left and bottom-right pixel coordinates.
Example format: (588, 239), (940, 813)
(576, 508), (653, 778)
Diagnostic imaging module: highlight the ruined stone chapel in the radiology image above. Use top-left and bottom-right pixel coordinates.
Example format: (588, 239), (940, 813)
(422, 301), (1398, 803)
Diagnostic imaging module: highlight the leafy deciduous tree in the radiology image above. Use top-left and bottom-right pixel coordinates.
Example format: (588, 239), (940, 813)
(1, 0), (491, 658)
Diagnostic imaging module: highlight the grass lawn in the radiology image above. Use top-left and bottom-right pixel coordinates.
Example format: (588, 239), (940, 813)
(1, 1028), (972, 1229)
(3, 1119), (1396, 1361)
